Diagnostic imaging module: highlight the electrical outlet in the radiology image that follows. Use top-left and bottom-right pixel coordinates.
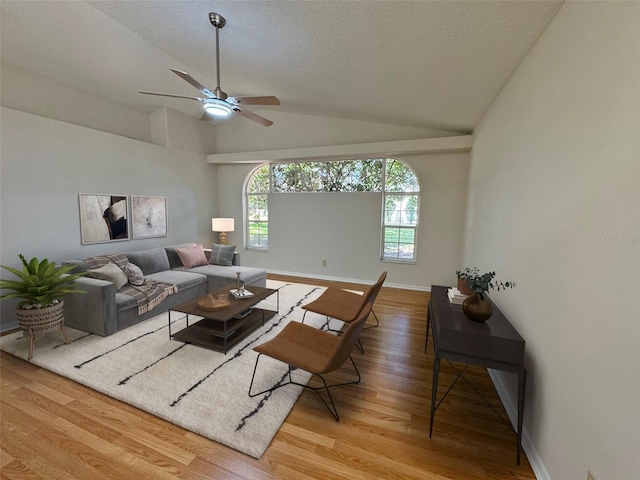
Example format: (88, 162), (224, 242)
(322, 260), (327, 267)
(587, 469), (598, 480)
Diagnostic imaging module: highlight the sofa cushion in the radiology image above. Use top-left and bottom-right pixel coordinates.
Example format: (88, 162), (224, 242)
(145, 270), (207, 291)
(210, 243), (236, 266)
(176, 244), (209, 268)
(89, 262), (128, 290)
(188, 264), (267, 291)
(125, 248), (170, 275)
(115, 292), (138, 313)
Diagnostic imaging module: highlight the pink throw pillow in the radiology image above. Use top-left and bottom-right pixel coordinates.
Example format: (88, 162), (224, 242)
(176, 244), (208, 268)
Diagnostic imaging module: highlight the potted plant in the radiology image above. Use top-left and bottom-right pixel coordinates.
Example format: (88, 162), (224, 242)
(455, 267), (478, 295)
(455, 268), (515, 322)
(0, 254), (86, 359)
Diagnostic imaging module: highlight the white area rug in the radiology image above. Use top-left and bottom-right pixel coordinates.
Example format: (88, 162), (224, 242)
(0, 281), (334, 458)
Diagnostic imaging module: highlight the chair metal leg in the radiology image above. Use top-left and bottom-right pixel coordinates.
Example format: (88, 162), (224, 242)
(363, 309), (380, 329)
(248, 353), (362, 421)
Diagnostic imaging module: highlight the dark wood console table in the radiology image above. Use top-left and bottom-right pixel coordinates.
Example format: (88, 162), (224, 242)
(426, 285), (527, 464)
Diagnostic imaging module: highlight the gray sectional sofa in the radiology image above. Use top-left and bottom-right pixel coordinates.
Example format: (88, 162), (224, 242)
(62, 244), (266, 336)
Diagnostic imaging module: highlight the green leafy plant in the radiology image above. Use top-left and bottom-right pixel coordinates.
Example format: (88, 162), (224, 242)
(455, 267), (515, 298)
(0, 254), (86, 309)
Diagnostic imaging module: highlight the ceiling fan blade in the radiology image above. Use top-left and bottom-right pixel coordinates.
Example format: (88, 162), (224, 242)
(229, 96), (280, 106)
(232, 107), (274, 127)
(170, 69), (215, 98)
(139, 91), (207, 102)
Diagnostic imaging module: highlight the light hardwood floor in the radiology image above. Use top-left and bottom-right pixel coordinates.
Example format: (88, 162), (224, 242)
(1, 274), (536, 479)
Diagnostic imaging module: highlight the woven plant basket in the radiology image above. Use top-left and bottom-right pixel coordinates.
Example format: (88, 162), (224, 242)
(15, 300), (68, 359)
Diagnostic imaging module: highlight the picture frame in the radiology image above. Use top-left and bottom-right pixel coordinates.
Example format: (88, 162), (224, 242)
(131, 195), (168, 239)
(78, 193), (129, 244)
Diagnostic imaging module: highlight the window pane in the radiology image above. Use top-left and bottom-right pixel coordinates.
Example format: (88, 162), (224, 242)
(248, 165), (270, 193)
(384, 227), (399, 242)
(383, 226), (416, 260)
(384, 242), (399, 257)
(402, 195), (419, 226)
(248, 195), (268, 220)
(385, 159), (419, 192)
(398, 242), (415, 259)
(272, 159), (382, 192)
(248, 221), (268, 248)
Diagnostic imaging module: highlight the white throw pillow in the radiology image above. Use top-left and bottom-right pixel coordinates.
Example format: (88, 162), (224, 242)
(89, 262), (128, 290)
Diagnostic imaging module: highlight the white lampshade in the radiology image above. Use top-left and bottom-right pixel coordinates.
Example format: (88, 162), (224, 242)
(211, 218), (235, 232)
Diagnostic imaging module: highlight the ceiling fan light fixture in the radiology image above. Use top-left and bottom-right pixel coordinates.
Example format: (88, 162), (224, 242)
(204, 99), (232, 117)
(139, 12), (277, 126)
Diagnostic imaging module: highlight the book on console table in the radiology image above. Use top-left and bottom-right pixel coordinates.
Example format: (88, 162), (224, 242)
(447, 287), (469, 305)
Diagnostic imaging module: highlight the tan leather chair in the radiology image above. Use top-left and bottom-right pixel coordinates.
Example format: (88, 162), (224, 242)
(302, 271), (386, 326)
(301, 272), (386, 352)
(248, 301), (373, 420)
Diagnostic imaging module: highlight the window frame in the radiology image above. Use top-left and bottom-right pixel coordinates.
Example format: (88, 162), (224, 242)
(243, 158), (420, 261)
(244, 164), (271, 251)
(380, 159), (420, 264)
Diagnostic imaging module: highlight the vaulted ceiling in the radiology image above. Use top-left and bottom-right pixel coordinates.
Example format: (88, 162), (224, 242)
(1, 0), (563, 133)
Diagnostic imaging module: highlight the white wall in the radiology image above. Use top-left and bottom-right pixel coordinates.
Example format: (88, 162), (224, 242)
(1, 62), (152, 143)
(215, 152), (470, 289)
(0, 107), (219, 331)
(464, 2), (640, 480)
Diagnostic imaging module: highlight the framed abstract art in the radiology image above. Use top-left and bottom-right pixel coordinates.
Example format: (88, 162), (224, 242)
(78, 193), (129, 244)
(131, 195), (168, 239)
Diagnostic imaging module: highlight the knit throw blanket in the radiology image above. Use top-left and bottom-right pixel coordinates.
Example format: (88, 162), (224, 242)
(118, 282), (178, 315)
(84, 254), (177, 315)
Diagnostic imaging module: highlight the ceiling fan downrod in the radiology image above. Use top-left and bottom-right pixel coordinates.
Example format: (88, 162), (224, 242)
(209, 12), (227, 100)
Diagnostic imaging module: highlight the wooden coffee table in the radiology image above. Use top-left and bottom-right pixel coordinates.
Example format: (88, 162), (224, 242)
(168, 284), (279, 354)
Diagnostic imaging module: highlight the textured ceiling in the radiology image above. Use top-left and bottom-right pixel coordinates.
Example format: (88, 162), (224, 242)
(0, 0), (563, 133)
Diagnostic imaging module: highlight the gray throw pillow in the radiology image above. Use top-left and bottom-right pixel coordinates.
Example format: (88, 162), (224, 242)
(124, 262), (145, 286)
(210, 244), (235, 266)
(89, 262), (128, 290)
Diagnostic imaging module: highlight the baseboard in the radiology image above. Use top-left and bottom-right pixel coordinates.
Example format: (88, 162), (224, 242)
(488, 370), (550, 480)
(1, 321), (18, 335)
(266, 269), (431, 292)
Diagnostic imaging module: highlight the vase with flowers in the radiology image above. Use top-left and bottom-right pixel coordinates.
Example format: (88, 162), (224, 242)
(455, 268), (516, 322)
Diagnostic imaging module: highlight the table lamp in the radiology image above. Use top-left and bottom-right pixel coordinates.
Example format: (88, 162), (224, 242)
(211, 218), (234, 245)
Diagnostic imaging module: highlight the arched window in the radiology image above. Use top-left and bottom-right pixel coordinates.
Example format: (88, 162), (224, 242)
(245, 164), (270, 249)
(382, 159), (420, 261)
(244, 158), (419, 261)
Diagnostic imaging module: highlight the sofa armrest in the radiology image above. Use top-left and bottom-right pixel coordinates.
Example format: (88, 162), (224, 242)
(62, 277), (117, 336)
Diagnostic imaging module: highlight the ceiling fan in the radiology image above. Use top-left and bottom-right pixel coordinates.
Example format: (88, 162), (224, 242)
(139, 12), (279, 127)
